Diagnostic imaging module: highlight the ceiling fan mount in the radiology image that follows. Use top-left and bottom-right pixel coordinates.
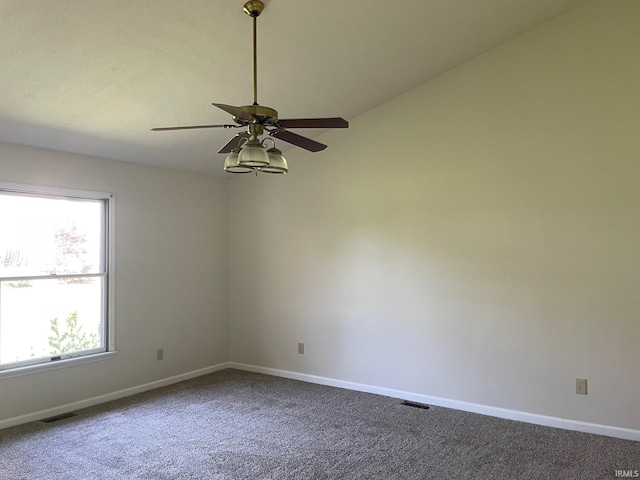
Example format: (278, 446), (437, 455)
(152, 0), (348, 174)
(243, 0), (264, 18)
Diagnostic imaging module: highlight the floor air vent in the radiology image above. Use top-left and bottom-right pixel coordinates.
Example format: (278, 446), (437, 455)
(401, 400), (430, 410)
(41, 412), (77, 423)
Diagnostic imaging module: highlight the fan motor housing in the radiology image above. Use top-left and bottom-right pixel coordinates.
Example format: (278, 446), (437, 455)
(238, 105), (278, 124)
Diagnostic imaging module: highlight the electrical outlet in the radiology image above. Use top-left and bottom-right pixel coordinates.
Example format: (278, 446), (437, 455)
(576, 378), (587, 395)
(157, 348), (164, 361)
(297, 342), (304, 355)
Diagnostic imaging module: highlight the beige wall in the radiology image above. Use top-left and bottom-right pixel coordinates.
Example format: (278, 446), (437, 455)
(229, 0), (640, 430)
(0, 142), (229, 421)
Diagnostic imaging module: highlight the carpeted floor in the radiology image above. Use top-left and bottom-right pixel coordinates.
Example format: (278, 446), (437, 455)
(0, 369), (638, 479)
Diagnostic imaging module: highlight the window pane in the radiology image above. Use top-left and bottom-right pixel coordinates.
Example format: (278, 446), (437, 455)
(0, 185), (110, 372)
(0, 277), (104, 366)
(0, 194), (104, 278)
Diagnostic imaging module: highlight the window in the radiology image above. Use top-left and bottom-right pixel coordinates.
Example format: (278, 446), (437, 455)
(0, 182), (114, 374)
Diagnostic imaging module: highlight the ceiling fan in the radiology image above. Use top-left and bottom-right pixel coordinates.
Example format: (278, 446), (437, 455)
(151, 0), (349, 174)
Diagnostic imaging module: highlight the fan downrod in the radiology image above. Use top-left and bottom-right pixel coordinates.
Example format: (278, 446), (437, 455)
(243, 0), (264, 17)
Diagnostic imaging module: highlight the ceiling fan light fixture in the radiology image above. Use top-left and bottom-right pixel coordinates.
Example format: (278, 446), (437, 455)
(151, 0), (349, 176)
(238, 139), (270, 167)
(261, 147), (288, 174)
(224, 148), (252, 173)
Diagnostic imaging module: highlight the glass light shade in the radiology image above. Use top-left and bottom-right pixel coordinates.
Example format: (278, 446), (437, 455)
(224, 150), (252, 173)
(261, 148), (288, 174)
(238, 140), (269, 167)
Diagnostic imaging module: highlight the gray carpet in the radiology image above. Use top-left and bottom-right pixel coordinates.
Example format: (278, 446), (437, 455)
(0, 369), (638, 479)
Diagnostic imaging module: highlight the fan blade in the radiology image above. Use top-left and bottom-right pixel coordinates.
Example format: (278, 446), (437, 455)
(151, 124), (238, 131)
(277, 118), (349, 129)
(271, 130), (327, 152)
(218, 133), (250, 154)
(212, 103), (256, 122)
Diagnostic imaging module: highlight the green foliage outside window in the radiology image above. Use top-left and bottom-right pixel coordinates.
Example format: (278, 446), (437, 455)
(48, 312), (99, 355)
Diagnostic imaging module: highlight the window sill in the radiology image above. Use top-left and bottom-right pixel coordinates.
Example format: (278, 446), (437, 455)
(0, 351), (117, 380)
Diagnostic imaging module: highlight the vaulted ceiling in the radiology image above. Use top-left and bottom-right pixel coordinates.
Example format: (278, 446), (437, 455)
(1, 0), (591, 176)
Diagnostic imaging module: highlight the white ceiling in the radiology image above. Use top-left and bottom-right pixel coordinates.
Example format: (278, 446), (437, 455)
(1, 0), (591, 177)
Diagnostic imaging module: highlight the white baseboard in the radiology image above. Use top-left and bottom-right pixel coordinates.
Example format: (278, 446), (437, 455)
(228, 362), (640, 442)
(0, 362), (232, 431)
(3, 361), (638, 442)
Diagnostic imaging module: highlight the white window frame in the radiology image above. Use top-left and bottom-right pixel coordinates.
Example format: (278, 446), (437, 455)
(0, 182), (116, 379)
